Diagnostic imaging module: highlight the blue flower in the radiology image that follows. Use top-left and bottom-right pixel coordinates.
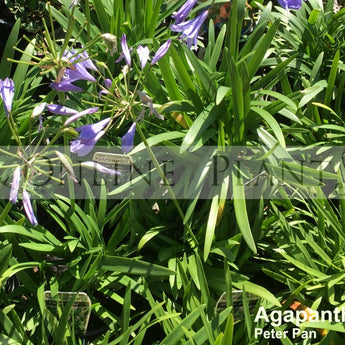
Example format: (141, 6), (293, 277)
(81, 161), (121, 176)
(0, 78), (15, 116)
(151, 40), (172, 65)
(70, 118), (111, 157)
(23, 190), (38, 226)
(9, 167), (20, 204)
(70, 131), (106, 157)
(172, 0), (197, 24)
(46, 104), (79, 115)
(137, 45), (150, 69)
(121, 122), (137, 153)
(278, 0), (302, 9)
(51, 50), (97, 92)
(50, 81), (84, 92)
(121, 34), (131, 67)
(64, 107), (99, 126)
(104, 79), (112, 89)
(170, 10), (208, 50)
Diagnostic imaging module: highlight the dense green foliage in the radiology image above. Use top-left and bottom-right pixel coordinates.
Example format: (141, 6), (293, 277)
(1, 0), (345, 344)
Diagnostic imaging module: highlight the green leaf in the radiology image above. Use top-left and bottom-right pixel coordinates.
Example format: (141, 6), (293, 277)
(100, 256), (176, 276)
(19, 243), (55, 252)
(216, 86), (231, 105)
(159, 307), (202, 345)
(180, 104), (221, 153)
(209, 24), (227, 71)
(138, 226), (167, 250)
(157, 49), (183, 101)
(0, 262), (40, 287)
(92, 0), (110, 32)
(237, 281), (280, 307)
(299, 80), (327, 108)
(182, 44), (217, 99)
(247, 20), (280, 79)
(221, 314), (234, 345)
(0, 19), (20, 79)
(204, 195), (219, 261)
(251, 106), (286, 147)
(324, 50), (340, 106)
(226, 50), (244, 144)
(252, 54), (297, 91)
(232, 171), (257, 253)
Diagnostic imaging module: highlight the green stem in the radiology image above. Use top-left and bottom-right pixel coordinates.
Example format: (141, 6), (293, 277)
(134, 121), (185, 221)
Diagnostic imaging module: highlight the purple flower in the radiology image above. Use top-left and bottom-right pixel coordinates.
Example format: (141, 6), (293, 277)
(79, 50), (98, 71)
(172, 0), (197, 24)
(0, 78), (15, 116)
(62, 67), (96, 83)
(104, 79), (112, 89)
(151, 40), (172, 65)
(51, 50), (97, 92)
(50, 81), (84, 92)
(65, 49), (98, 74)
(64, 107), (99, 126)
(9, 167), (20, 204)
(70, 130), (106, 157)
(81, 161), (121, 176)
(70, 118), (111, 157)
(137, 45), (150, 69)
(46, 104), (79, 116)
(278, 0), (302, 9)
(170, 10), (208, 50)
(121, 122), (136, 153)
(23, 190), (38, 226)
(121, 34), (131, 67)
(76, 117), (111, 139)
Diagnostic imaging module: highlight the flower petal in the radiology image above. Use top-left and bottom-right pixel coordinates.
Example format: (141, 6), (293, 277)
(23, 190), (38, 226)
(77, 117), (111, 140)
(0, 78), (15, 116)
(170, 11), (208, 50)
(121, 122), (137, 153)
(46, 104), (79, 116)
(137, 45), (150, 69)
(70, 130), (106, 157)
(151, 39), (171, 65)
(121, 34), (131, 66)
(9, 167), (20, 204)
(64, 107), (99, 126)
(81, 161), (121, 176)
(50, 81), (84, 92)
(172, 0), (197, 24)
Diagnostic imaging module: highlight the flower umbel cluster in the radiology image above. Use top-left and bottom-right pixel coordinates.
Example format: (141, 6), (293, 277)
(1, 0), (232, 227)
